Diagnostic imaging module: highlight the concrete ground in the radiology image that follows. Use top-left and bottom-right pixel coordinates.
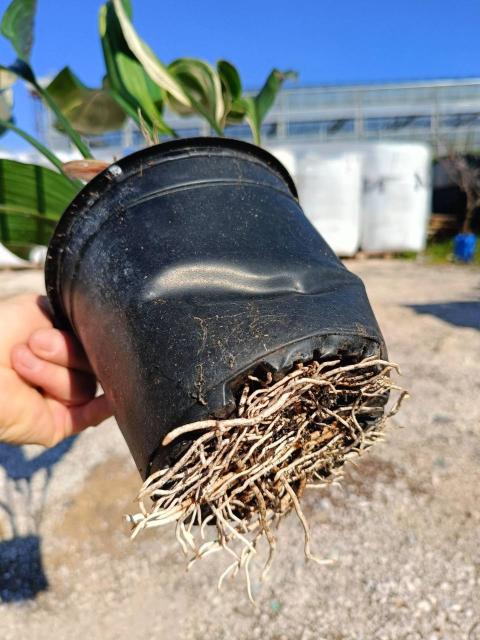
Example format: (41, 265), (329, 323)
(0, 260), (479, 640)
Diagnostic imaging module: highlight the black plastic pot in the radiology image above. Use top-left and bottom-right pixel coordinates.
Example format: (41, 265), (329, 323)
(45, 138), (386, 479)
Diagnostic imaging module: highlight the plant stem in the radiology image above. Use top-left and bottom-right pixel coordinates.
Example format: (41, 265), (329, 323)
(0, 119), (82, 185)
(247, 118), (261, 146)
(35, 83), (93, 159)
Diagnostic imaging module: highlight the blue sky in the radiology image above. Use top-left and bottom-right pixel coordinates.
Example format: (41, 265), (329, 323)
(1, 0), (480, 150)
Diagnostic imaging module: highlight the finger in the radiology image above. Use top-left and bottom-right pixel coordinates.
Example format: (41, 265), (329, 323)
(0, 294), (52, 366)
(0, 367), (56, 446)
(28, 328), (92, 373)
(45, 394), (113, 446)
(68, 395), (113, 434)
(11, 344), (97, 405)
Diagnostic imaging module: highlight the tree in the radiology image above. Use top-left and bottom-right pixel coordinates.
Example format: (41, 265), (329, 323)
(440, 151), (480, 234)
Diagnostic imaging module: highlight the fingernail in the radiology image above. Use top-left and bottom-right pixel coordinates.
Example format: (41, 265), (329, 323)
(15, 346), (41, 371)
(31, 329), (60, 355)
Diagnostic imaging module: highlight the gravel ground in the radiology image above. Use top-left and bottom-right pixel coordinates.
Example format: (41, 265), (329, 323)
(0, 260), (479, 640)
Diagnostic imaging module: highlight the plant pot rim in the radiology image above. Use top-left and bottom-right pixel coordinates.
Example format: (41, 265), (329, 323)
(45, 136), (298, 331)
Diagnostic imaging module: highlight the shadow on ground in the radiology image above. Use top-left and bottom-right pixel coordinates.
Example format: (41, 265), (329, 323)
(0, 535), (48, 602)
(408, 301), (480, 330)
(0, 438), (76, 603)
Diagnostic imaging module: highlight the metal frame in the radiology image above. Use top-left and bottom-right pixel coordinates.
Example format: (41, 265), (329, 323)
(34, 77), (480, 154)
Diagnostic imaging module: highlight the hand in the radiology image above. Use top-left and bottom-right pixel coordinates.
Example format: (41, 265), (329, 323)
(0, 294), (112, 447)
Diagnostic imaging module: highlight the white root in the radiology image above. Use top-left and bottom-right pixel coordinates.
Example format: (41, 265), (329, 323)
(127, 356), (406, 601)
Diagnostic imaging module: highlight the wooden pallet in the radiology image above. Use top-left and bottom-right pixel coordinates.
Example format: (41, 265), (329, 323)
(427, 213), (459, 238)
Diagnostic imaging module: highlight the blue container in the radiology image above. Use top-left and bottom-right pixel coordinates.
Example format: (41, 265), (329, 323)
(453, 233), (477, 263)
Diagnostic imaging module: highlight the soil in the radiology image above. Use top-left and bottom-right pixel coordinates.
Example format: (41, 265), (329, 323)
(0, 260), (479, 640)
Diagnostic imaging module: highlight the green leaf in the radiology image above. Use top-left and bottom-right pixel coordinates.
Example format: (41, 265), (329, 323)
(99, 1), (175, 137)
(167, 58), (225, 133)
(255, 69), (296, 123)
(0, 0), (36, 61)
(109, 0), (226, 134)
(224, 99), (247, 126)
(0, 61), (93, 158)
(46, 67), (126, 135)
(217, 60), (242, 103)
(217, 60), (243, 128)
(0, 159), (79, 256)
(111, 0), (190, 108)
(242, 69), (297, 145)
(36, 83), (94, 158)
(236, 96), (259, 143)
(1, 2), (92, 156)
